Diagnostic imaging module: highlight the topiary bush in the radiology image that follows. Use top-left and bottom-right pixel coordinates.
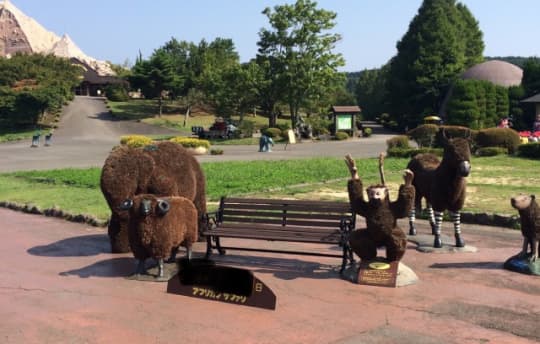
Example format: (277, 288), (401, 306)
(386, 135), (410, 149)
(476, 146), (508, 157)
(475, 128), (520, 154)
(169, 137), (210, 149)
(275, 122), (291, 133)
(236, 120), (255, 138)
(105, 84), (129, 101)
(120, 135), (153, 148)
(517, 143), (540, 159)
(262, 127), (282, 139)
(306, 116), (331, 136)
(407, 124), (438, 147)
(387, 147), (443, 158)
(363, 127), (372, 137)
(335, 131), (349, 140)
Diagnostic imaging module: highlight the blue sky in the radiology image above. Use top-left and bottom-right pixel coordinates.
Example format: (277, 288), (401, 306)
(10, 0), (540, 72)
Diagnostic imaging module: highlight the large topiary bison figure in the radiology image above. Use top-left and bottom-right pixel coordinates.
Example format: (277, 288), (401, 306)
(100, 141), (206, 253)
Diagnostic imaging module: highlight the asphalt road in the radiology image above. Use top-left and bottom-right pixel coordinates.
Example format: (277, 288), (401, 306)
(0, 96), (395, 172)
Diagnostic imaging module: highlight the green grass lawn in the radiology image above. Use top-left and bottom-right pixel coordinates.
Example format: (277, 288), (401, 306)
(107, 99), (291, 137)
(1, 156), (539, 225)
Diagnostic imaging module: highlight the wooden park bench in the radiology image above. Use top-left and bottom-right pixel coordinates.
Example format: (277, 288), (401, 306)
(202, 197), (356, 273)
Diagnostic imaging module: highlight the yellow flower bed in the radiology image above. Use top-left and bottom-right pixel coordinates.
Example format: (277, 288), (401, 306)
(169, 136), (211, 149)
(120, 135), (153, 148)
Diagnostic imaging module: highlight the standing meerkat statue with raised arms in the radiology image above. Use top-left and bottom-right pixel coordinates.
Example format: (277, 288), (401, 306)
(344, 154), (415, 262)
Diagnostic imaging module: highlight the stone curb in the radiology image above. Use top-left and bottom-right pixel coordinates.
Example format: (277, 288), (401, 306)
(0, 201), (520, 230)
(0, 201), (107, 227)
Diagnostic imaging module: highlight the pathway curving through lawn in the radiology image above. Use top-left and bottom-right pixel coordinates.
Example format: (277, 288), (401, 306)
(0, 96), (396, 172)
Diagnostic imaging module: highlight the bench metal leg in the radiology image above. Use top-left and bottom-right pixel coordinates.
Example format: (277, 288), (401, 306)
(205, 236), (213, 259)
(340, 244), (355, 274)
(215, 237), (226, 255)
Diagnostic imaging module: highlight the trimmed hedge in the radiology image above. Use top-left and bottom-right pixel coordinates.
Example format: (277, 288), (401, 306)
(169, 136), (211, 149)
(387, 147), (444, 158)
(476, 146), (508, 157)
(407, 124), (438, 147)
(475, 128), (520, 154)
(262, 127), (282, 139)
(120, 135), (153, 148)
(363, 127), (372, 137)
(517, 143), (540, 159)
(335, 131), (349, 140)
(386, 135), (410, 149)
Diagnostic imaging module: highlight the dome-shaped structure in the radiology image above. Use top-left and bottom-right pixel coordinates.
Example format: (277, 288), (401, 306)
(461, 60), (523, 87)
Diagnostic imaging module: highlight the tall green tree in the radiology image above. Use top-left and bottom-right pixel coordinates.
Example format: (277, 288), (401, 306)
(355, 66), (389, 120)
(387, 0), (484, 128)
(508, 85), (526, 130)
(446, 79), (479, 128)
(456, 3), (484, 68)
(129, 49), (181, 116)
(522, 58), (540, 97)
(257, 0), (345, 128)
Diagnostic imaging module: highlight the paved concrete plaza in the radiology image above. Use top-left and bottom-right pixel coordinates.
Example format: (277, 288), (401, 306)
(1, 96), (538, 343)
(0, 208), (538, 343)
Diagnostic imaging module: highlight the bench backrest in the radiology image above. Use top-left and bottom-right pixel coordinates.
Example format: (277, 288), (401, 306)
(218, 197), (355, 229)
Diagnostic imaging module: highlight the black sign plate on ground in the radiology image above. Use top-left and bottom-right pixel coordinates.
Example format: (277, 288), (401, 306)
(357, 260), (399, 288)
(167, 259), (276, 310)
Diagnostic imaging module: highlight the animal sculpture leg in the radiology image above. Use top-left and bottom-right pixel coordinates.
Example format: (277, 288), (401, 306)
(531, 238), (538, 262)
(167, 246), (179, 263)
(408, 208), (416, 235)
(433, 211), (443, 248)
(135, 259), (146, 275)
(426, 204), (436, 234)
(158, 258), (164, 278)
(518, 238), (529, 259)
(450, 211), (465, 247)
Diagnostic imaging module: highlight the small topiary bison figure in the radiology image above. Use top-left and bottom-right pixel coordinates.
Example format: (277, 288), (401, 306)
(101, 141), (206, 253)
(120, 194), (198, 279)
(511, 194), (540, 262)
(407, 129), (471, 248)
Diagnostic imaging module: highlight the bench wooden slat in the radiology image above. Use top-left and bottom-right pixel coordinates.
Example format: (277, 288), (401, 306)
(208, 222), (342, 235)
(222, 209), (348, 221)
(224, 197), (350, 208)
(221, 216), (342, 227)
(203, 229), (341, 244)
(222, 202), (351, 213)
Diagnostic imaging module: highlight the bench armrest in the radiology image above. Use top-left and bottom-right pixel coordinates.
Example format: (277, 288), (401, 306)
(204, 210), (221, 230)
(339, 215), (355, 246)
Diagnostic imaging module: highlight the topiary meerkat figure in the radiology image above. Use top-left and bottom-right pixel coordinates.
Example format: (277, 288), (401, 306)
(344, 154), (415, 262)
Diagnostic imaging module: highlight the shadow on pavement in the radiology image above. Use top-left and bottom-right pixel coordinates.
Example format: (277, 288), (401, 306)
(429, 261), (503, 270)
(59, 257), (134, 278)
(27, 234), (110, 257)
(212, 253), (341, 281)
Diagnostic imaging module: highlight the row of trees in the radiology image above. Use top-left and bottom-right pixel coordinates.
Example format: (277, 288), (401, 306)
(0, 54), (82, 128)
(127, 0), (352, 129)
(117, 0), (540, 132)
(354, 0), (540, 131)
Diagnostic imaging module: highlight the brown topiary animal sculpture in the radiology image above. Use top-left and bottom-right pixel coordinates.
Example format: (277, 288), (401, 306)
(120, 194), (198, 279)
(101, 141), (206, 253)
(511, 194), (540, 262)
(407, 129), (471, 248)
(344, 154), (415, 262)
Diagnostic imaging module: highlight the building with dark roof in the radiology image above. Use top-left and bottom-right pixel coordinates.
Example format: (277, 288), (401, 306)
(71, 58), (123, 96)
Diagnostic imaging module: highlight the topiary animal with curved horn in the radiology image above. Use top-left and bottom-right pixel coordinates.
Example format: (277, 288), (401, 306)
(407, 129), (472, 248)
(120, 194), (198, 279)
